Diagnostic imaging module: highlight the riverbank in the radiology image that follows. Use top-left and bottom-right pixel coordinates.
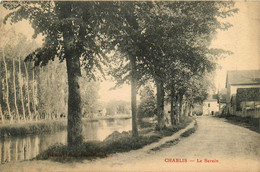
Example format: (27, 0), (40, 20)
(0, 120), (67, 137)
(83, 114), (131, 122)
(36, 116), (195, 162)
(2, 116), (259, 172)
(218, 115), (260, 133)
(0, 115), (132, 137)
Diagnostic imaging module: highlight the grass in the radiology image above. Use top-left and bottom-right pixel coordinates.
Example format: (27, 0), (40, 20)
(180, 121), (198, 137)
(150, 120), (197, 151)
(0, 120), (67, 137)
(218, 115), (260, 133)
(150, 139), (180, 151)
(35, 133), (163, 162)
(36, 116), (194, 162)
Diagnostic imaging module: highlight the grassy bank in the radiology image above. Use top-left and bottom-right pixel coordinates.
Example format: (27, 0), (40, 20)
(150, 121), (197, 151)
(36, 117), (193, 162)
(0, 120), (67, 137)
(0, 115), (131, 137)
(219, 115), (260, 133)
(83, 115), (131, 122)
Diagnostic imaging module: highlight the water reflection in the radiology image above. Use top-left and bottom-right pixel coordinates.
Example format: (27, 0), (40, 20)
(0, 132), (67, 163)
(0, 118), (131, 163)
(83, 118), (132, 141)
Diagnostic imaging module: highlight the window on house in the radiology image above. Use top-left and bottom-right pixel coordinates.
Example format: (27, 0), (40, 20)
(208, 103), (210, 107)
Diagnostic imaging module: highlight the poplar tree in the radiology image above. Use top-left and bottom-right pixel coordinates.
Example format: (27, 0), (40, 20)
(3, 1), (115, 146)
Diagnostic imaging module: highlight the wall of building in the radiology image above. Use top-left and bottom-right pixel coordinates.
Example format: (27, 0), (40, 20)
(236, 109), (260, 118)
(226, 85), (260, 115)
(203, 100), (219, 115)
(230, 85), (260, 96)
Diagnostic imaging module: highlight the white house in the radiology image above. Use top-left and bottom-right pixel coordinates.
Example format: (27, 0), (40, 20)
(203, 95), (219, 115)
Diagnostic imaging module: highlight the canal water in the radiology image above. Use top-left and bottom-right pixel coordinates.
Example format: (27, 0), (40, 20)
(0, 118), (131, 164)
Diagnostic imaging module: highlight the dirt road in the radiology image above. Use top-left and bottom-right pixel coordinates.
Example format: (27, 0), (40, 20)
(1, 116), (260, 172)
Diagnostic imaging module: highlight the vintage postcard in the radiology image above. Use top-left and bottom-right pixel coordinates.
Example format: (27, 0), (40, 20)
(0, 1), (259, 172)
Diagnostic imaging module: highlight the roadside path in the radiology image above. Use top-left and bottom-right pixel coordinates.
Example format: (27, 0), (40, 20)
(1, 116), (260, 172)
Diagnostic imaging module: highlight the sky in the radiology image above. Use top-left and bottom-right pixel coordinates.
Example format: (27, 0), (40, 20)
(1, 2), (260, 102)
(211, 2), (260, 90)
(102, 2), (260, 100)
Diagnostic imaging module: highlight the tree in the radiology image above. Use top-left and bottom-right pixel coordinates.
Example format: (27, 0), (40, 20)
(3, 1), (115, 146)
(164, 60), (192, 125)
(79, 79), (100, 118)
(0, 23), (14, 122)
(107, 2), (153, 137)
(109, 51), (148, 137)
(105, 100), (130, 116)
(137, 84), (156, 119)
(0, 22), (40, 123)
(108, 1), (236, 130)
(138, 1), (237, 127)
(36, 59), (68, 120)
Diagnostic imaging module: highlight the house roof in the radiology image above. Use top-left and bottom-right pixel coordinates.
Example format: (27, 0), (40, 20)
(226, 70), (260, 88)
(203, 94), (218, 102)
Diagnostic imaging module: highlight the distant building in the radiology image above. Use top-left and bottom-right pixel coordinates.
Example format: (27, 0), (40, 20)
(225, 70), (260, 117)
(203, 94), (219, 115)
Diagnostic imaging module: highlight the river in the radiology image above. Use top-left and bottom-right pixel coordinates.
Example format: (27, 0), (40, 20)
(0, 118), (131, 164)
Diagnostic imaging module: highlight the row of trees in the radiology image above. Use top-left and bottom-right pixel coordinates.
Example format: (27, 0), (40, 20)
(0, 28), (68, 122)
(0, 26), (39, 123)
(0, 27), (100, 123)
(105, 100), (131, 116)
(108, 2), (235, 132)
(2, 1), (237, 146)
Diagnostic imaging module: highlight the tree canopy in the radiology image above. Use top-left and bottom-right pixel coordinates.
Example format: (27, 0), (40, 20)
(2, 1), (238, 143)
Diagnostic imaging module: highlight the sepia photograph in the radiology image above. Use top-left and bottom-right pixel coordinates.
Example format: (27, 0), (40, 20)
(0, 1), (259, 171)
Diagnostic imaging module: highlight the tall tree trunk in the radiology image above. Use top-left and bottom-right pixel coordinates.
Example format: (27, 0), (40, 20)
(37, 67), (43, 120)
(155, 79), (165, 130)
(18, 56), (26, 121)
(24, 62), (32, 121)
(0, 60), (4, 123)
(65, 55), (83, 146)
(179, 94), (183, 123)
(13, 58), (19, 121)
(130, 57), (138, 137)
(32, 68), (37, 121)
(188, 103), (192, 116)
(0, 104), (4, 124)
(62, 3), (84, 145)
(175, 95), (179, 125)
(2, 47), (13, 122)
(46, 66), (51, 120)
(183, 101), (188, 116)
(170, 90), (175, 126)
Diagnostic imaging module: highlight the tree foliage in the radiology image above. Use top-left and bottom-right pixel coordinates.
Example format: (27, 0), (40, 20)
(3, 1), (120, 145)
(137, 84), (156, 118)
(2, 1), (238, 142)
